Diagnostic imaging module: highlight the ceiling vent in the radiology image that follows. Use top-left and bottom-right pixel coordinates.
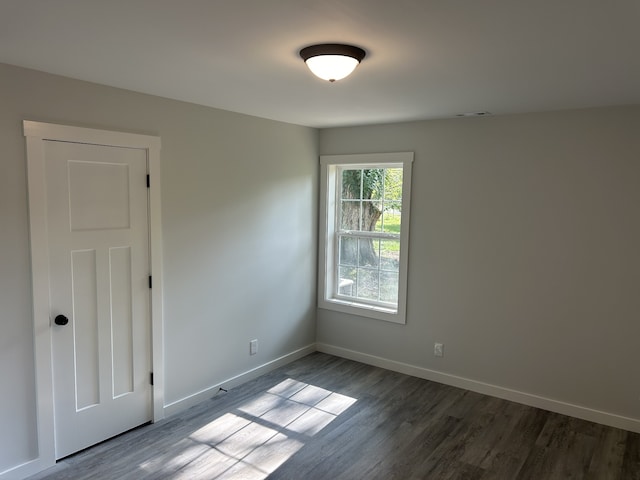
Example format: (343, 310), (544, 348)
(456, 111), (492, 117)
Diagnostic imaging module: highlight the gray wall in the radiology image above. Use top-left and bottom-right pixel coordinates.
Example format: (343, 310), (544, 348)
(2, 58), (639, 475)
(318, 107), (640, 423)
(0, 63), (318, 472)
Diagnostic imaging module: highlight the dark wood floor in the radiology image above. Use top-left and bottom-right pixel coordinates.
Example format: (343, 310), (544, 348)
(29, 352), (640, 480)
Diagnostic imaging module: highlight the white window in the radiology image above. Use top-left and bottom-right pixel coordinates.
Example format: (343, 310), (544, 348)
(318, 152), (413, 324)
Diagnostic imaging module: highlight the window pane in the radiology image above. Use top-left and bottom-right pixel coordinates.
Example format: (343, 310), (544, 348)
(380, 271), (399, 303)
(340, 200), (360, 231)
(357, 238), (379, 267)
(341, 169), (361, 199)
(379, 240), (400, 272)
(381, 203), (401, 234)
(363, 169), (385, 201)
(338, 236), (357, 266)
(384, 168), (403, 200)
(338, 267), (356, 297)
(357, 268), (379, 301)
(361, 200), (382, 232)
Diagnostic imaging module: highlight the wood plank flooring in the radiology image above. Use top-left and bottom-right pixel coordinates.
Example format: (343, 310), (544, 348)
(29, 352), (640, 480)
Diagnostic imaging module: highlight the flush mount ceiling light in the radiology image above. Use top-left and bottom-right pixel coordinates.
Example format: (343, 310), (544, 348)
(299, 44), (366, 82)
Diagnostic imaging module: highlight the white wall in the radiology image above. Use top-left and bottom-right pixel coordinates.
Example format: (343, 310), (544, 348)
(318, 107), (640, 428)
(0, 63), (318, 475)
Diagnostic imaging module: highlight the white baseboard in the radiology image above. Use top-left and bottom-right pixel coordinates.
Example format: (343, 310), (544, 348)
(316, 343), (640, 434)
(163, 344), (317, 417)
(0, 457), (51, 480)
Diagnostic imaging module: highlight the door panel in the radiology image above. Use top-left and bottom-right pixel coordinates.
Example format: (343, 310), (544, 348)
(68, 160), (131, 231)
(71, 248), (99, 410)
(110, 246), (134, 398)
(45, 140), (151, 459)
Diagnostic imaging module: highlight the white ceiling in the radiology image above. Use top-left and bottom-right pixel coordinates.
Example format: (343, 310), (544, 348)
(1, 0), (639, 128)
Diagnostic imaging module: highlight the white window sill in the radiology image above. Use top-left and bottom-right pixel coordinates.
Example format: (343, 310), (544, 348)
(319, 298), (406, 324)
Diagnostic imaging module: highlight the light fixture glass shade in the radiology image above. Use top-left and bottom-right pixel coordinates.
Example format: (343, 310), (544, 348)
(299, 44), (366, 82)
(305, 55), (360, 82)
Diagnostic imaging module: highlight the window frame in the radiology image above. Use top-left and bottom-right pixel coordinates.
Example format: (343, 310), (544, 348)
(318, 152), (413, 324)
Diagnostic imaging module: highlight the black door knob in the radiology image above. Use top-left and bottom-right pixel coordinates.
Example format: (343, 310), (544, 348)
(54, 314), (69, 326)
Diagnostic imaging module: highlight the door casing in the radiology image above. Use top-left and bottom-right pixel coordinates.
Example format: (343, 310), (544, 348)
(23, 121), (164, 473)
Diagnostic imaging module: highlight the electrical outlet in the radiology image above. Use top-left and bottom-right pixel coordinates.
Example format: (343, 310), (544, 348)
(250, 339), (258, 356)
(434, 342), (444, 357)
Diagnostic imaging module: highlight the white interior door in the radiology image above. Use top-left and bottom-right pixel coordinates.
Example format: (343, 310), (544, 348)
(45, 140), (151, 459)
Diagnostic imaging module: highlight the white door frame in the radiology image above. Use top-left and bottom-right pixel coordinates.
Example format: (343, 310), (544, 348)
(23, 121), (165, 472)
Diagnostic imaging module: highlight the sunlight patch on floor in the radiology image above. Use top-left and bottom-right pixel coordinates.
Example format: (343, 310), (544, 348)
(139, 378), (357, 479)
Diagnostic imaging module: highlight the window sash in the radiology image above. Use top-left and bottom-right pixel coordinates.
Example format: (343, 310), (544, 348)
(334, 231), (401, 307)
(332, 165), (403, 310)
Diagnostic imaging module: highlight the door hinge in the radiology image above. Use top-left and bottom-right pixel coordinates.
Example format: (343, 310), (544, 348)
(148, 275), (152, 289)
(146, 174), (150, 188)
(150, 372), (154, 386)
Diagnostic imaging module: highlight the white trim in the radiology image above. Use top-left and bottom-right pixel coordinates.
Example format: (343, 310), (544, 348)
(147, 140), (165, 423)
(319, 152), (413, 167)
(22, 121), (164, 474)
(0, 457), (51, 480)
(23, 121), (161, 150)
(318, 152), (413, 324)
(316, 343), (640, 434)
(163, 344), (317, 417)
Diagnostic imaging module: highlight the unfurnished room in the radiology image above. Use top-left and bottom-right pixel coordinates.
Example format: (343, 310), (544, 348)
(0, 1), (639, 479)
